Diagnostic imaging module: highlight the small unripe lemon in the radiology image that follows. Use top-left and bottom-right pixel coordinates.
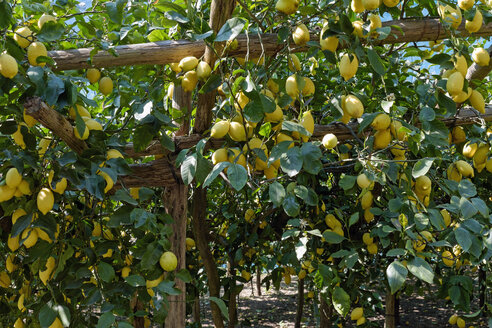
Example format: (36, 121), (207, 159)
(37, 188), (54, 215)
(99, 77), (113, 95)
(322, 133), (338, 149)
(14, 26), (33, 48)
(86, 68), (101, 84)
(160, 251), (178, 271)
(27, 42), (48, 67)
(0, 53), (18, 79)
(6, 167), (22, 188)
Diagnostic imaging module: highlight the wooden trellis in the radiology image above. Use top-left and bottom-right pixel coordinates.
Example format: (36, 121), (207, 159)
(20, 8), (492, 328)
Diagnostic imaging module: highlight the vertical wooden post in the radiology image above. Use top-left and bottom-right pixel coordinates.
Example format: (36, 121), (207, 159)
(256, 266), (262, 296)
(193, 294), (201, 325)
(385, 291), (396, 328)
(227, 256), (238, 328)
(319, 295), (332, 328)
(163, 85), (190, 328)
(295, 278), (304, 328)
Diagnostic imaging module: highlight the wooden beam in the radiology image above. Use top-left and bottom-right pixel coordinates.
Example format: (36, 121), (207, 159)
(48, 19), (492, 71)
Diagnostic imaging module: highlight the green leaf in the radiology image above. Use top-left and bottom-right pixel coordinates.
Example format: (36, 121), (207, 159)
(339, 174), (356, 191)
(130, 208), (155, 228)
(367, 48), (386, 76)
(141, 243), (162, 270)
(458, 179), (477, 198)
(419, 106), (435, 122)
(175, 269), (192, 283)
(280, 146), (303, 177)
(259, 93), (276, 113)
(426, 53), (451, 65)
(98, 262), (115, 282)
(282, 194), (300, 217)
(12, 213), (32, 237)
(412, 158), (434, 178)
(460, 197), (478, 219)
(243, 100), (264, 123)
(386, 261), (408, 294)
(164, 11), (189, 23)
(39, 304), (57, 327)
(45, 75), (65, 106)
(199, 74), (222, 94)
(322, 231), (345, 244)
(215, 17), (245, 42)
(160, 133), (175, 152)
(195, 154), (212, 185)
(133, 123), (157, 153)
(210, 297), (230, 320)
(471, 197), (489, 218)
(301, 142), (322, 174)
(407, 257), (434, 284)
(96, 312), (115, 328)
(106, 0), (126, 25)
(281, 121), (310, 136)
(269, 181), (286, 207)
(180, 154), (197, 185)
(203, 162), (230, 187)
(227, 163), (248, 191)
(455, 227), (472, 252)
(37, 21), (66, 42)
(332, 286), (350, 316)
(111, 189), (138, 205)
(348, 212), (359, 227)
(0, 2), (12, 28)
(125, 275), (146, 287)
(386, 248), (407, 257)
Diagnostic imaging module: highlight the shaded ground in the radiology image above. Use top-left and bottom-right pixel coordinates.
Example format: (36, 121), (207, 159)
(195, 276), (489, 328)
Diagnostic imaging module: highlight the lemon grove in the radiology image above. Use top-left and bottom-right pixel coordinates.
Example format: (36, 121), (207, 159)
(0, 0), (491, 327)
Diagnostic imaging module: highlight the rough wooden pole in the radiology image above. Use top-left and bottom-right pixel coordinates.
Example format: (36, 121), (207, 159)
(256, 266), (262, 296)
(294, 278), (304, 328)
(319, 295), (332, 328)
(163, 85), (190, 328)
(385, 291), (396, 328)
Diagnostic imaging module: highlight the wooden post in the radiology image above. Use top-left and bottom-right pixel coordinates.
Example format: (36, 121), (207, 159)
(256, 266), (262, 296)
(385, 291), (396, 328)
(319, 295), (332, 328)
(227, 256), (238, 328)
(163, 85), (190, 328)
(193, 294), (201, 325)
(294, 278), (304, 328)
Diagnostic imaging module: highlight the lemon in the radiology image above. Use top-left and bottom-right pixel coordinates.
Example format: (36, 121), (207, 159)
(325, 214), (341, 229)
(457, 317), (465, 328)
(84, 119), (102, 131)
(12, 125), (26, 149)
(99, 76), (113, 95)
(6, 168), (22, 189)
(244, 209), (255, 222)
(17, 294), (25, 312)
(340, 53), (358, 81)
(27, 42), (48, 66)
(264, 165), (278, 179)
(454, 54), (468, 77)
(241, 270), (251, 281)
(371, 113), (391, 131)
(356, 317), (366, 326)
(363, 0), (379, 9)
(14, 318), (24, 328)
(449, 314), (459, 325)
(49, 317), (63, 328)
(196, 61), (212, 80)
(74, 125), (89, 140)
(48, 170), (67, 194)
(351, 0), (365, 12)
(322, 133), (338, 149)
(36, 227), (53, 243)
(185, 237), (195, 251)
(442, 250), (454, 267)
(160, 251), (178, 271)
(265, 105), (283, 122)
(415, 176), (431, 195)
(12, 208), (27, 225)
(21, 228), (39, 248)
(8, 234), (20, 251)
(302, 77), (315, 96)
(182, 70), (198, 92)
(228, 148), (247, 167)
(285, 75), (300, 99)
(212, 148), (229, 165)
(351, 307), (364, 321)
(447, 72), (464, 96)
(37, 188), (54, 215)
(86, 68), (101, 84)
(469, 90), (485, 113)
(455, 160), (474, 177)
(178, 56), (198, 72)
(211, 121), (230, 139)
(452, 126), (466, 144)
(121, 266), (131, 278)
(465, 9), (483, 33)
(38, 13), (56, 29)
(39, 256), (56, 285)
(169, 62), (181, 73)
(383, 0), (400, 7)
(438, 5), (462, 29)
(69, 104), (91, 120)
(0, 271), (11, 288)
(300, 110), (314, 141)
(373, 129), (391, 150)
(344, 95), (364, 118)
(362, 232), (373, 245)
(14, 26), (33, 48)
(99, 171), (114, 193)
(107, 149), (124, 160)
(275, 0), (298, 15)
(6, 254), (16, 273)
(368, 14), (382, 32)
(361, 191), (373, 209)
(462, 142), (477, 158)
(320, 23), (339, 52)
(357, 173), (372, 189)
(292, 23), (310, 45)
(452, 88), (472, 103)
(472, 47), (490, 66)
(367, 243), (378, 254)
(102, 248), (113, 258)
(288, 54), (301, 72)
(486, 158), (492, 173)
(228, 122), (247, 141)
(0, 184), (16, 202)
(458, 0), (474, 10)
(23, 108), (38, 127)
(0, 53), (18, 79)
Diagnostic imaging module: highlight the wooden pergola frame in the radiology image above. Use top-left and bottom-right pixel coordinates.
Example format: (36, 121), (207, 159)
(21, 9), (492, 328)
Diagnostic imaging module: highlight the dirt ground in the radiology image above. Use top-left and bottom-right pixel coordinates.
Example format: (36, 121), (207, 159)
(195, 276), (489, 328)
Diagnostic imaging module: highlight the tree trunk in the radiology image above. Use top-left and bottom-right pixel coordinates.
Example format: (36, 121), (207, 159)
(395, 294), (400, 325)
(130, 291), (145, 328)
(256, 267), (261, 296)
(479, 266), (487, 317)
(163, 183), (188, 328)
(191, 187), (225, 328)
(227, 269), (238, 328)
(193, 294), (201, 325)
(319, 295), (332, 328)
(385, 291), (396, 328)
(294, 278), (304, 328)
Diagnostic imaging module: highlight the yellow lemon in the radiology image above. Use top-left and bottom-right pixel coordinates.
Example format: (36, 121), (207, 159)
(469, 90), (485, 113)
(351, 307), (364, 321)
(472, 47), (490, 66)
(21, 228), (39, 248)
(362, 232), (373, 245)
(466, 9), (483, 33)
(363, 0), (379, 10)
(13, 26), (33, 48)
(292, 24), (310, 46)
(178, 56), (198, 72)
(38, 14), (56, 29)
(228, 122), (247, 141)
(373, 129), (391, 150)
(27, 42), (48, 66)
(37, 188), (54, 215)
(371, 113), (391, 131)
(74, 125), (89, 140)
(6, 167), (22, 189)
(442, 250), (454, 267)
(211, 121), (230, 139)
(48, 170), (67, 194)
(99, 77), (113, 95)
(86, 68), (101, 84)
(0, 53), (18, 79)
(275, 0), (298, 14)
(196, 61), (212, 80)
(49, 317), (63, 328)
(182, 70), (198, 92)
(447, 72), (464, 96)
(160, 251), (178, 271)
(322, 133), (338, 149)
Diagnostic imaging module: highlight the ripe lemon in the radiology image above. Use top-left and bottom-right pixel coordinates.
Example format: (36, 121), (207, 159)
(449, 314), (459, 325)
(0, 53), (18, 79)
(472, 47), (489, 66)
(211, 120), (230, 139)
(456, 317), (466, 328)
(367, 243), (378, 254)
(27, 42), (48, 66)
(373, 129), (391, 150)
(48, 170), (67, 194)
(228, 122), (247, 141)
(37, 187), (54, 215)
(265, 105), (283, 122)
(21, 228), (39, 248)
(86, 68), (101, 84)
(442, 250), (454, 267)
(285, 75), (299, 99)
(99, 77), (113, 95)
(267, 79), (279, 94)
(469, 90), (485, 113)
(8, 234), (20, 251)
(178, 56), (198, 72)
(107, 149), (124, 160)
(440, 209), (451, 227)
(458, 0), (474, 10)
(69, 104), (91, 120)
(292, 24), (310, 46)
(356, 317), (366, 326)
(99, 171), (114, 193)
(244, 209), (255, 222)
(264, 165), (278, 179)
(160, 251), (178, 271)
(415, 176), (431, 194)
(288, 54), (301, 72)
(362, 232), (373, 245)
(6, 168), (22, 188)
(368, 14), (382, 32)
(228, 148), (247, 167)
(23, 109), (38, 127)
(212, 148), (229, 165)
(351, 0), (364, 12)
(121, 266), (131, 278)
(14, 26), (33, 48)
(74, 125), (89, 140)
(361, 191), (373, 209)
(12, 208), (27, 225)
(340, 53), (358, 81)
(49, 317), (63, 328)
(351, 307), (364, 321)
(371, 113), (391, 131)
(363, 0), (379, 10)
(344, 95), (364, 118)
(6, 254), (17, 273)
(182, 70), (198, 92)
(463, 142), (478, 158)
(383, 0), (400, 7)
(84, 118), (102, 131)
(447, 72), (464, 96)
(465, 9), (483, 33)
(357, 173), (372, 189)
(322, 133), (338, 149)
(455, 160), (474, 177)
(454, 54), (468, 77)
(38, 14), (56, 29)
(275, 0), (298, 15)
(0, 271), (11, 288)
(302, 77), (315, 96)
(169, 62), (181, 73)
(14, 318), (24, 328)
(39, 256), (56, 285)
(320, 23), (338, 52)
(196, 61), (212, 80)
(300, 110), (314, 140)
(451, 126), (466, 144)
(185, 238), (195, 251)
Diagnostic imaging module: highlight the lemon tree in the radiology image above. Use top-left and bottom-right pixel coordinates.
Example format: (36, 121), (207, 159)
(0, 0), (491, 327)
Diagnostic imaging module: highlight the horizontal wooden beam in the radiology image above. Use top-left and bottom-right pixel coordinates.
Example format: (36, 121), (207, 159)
(49, 18), (492, 71)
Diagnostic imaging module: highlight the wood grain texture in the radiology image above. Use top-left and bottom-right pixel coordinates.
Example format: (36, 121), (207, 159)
(48, 19), (492, 71)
